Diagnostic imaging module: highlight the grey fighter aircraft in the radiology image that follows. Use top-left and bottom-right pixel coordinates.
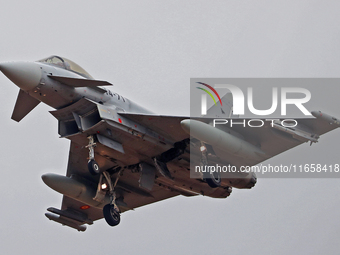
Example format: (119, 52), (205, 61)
(0, 56), (339, 231)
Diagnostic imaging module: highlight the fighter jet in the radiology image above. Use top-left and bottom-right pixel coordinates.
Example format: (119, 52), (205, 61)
(0, 56), (339, 231)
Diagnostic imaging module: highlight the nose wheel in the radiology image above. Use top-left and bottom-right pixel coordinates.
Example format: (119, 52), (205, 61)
(88, 159), (100, 175)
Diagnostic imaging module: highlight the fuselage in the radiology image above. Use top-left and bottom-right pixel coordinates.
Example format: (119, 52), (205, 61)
(0, 56), (257, 190)
(1, 56), (152, 115)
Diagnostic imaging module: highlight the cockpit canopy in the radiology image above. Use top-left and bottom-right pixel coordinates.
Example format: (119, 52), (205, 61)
(38, 56), (93, 79)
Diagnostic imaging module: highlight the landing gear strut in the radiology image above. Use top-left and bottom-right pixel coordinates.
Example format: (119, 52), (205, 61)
(86, 135), (100, 175)
(100, 171), (123, 227)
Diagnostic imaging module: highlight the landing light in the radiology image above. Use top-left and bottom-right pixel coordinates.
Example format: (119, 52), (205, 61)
(200, 145), (207, 152)
(101, 183), (108, 190)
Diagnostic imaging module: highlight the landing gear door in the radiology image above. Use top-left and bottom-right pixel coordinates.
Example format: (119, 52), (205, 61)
(139, 163), (156, 191)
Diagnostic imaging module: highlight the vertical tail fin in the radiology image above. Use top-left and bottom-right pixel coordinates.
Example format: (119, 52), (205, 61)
(206, 93), (238, 118)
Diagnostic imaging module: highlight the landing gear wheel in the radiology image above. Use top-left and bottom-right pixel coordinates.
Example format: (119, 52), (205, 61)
(205, 171), (221, 188)
(88, 159), (100, 175)
(103, 204), (121, 226)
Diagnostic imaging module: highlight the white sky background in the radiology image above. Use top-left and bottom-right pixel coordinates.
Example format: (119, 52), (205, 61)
(1, 0), (340, 254)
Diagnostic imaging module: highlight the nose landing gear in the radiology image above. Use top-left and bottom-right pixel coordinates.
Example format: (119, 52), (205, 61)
(88, 159), (100, 175)
(86, 135), (100, 175)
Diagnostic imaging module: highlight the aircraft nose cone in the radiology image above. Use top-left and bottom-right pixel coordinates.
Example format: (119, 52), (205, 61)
(0, 61), (41, 91)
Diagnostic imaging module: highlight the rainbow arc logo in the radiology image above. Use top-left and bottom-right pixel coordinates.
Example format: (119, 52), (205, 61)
(196, 82), (223, 106)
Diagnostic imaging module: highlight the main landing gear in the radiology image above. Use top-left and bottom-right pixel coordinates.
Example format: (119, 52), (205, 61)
(103, 170), (123, 226)
(103, 203), (120, 226)
(94, 171), (123, 227)
(205, 170), (222, 188)
(87, 135), (122, 226)
(200, 142), (221, 188)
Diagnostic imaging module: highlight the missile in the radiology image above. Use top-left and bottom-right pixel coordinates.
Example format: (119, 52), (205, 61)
(272, 123), (319, 143)
(180, 119), (265, 160)
(41, 173), (110, 208)
(47, 207), (93, 225)
(45, 213), (87, 232)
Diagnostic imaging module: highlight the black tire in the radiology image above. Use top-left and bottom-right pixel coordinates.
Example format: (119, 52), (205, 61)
(88, 159), (100, 175)
(205, 171), (221, 188)
(103, 204), (121, 226)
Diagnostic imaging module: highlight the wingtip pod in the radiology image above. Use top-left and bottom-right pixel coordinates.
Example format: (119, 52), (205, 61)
(311, 111), (340, 126)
